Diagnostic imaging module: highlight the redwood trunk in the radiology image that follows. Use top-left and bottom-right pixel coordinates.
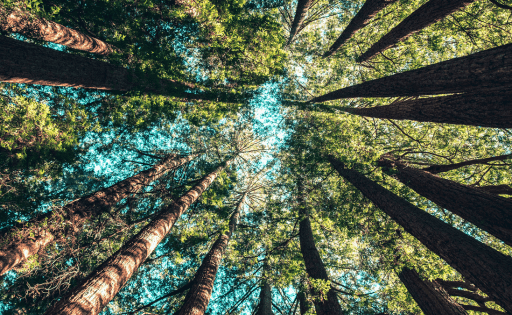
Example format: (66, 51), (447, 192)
(176, 194), (245, 315)
(44, 162), (227, 315)
(422, 154), (512, 174)
(328, 156), (512, 313)
(478, 185), (512, 196)
(378, 158), (512, 246)
(358, 0), (476, 62)
(287, 0), (313, 45)
(323, 0), (398, 57)
(256, 281), (274, 315)
(0, 7), (116, 55)
(310, 43), (512, 103)
(398, 267), (467, 314)
(0, 154), (194, 276)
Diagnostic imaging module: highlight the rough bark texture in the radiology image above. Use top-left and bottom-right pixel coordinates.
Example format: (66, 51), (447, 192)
(378, 157), (512, 246)
(44, 162), (226, 315)
(310, 43), (512, 102)
(256, 282), (274, 315)
(358, 0), (476, 62)
(287, 0), (313, 45)
(297, 178), (344, 315)
(0, 154), (194, 276)
(422, 154), (512, 174)
(323, 0), (398, 57)
(328, 155), (512, 314)
(345, 92), (512, 128)
(176, 194), (245, 315)
(0, 7), (116, 55)
(399, 267), (468, 315)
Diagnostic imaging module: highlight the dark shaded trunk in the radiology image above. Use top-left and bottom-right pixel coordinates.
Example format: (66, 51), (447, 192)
(44, 161), (228, 315)
(299, 290), (311, 315)
(398, 267), (467, 314)
(323, 0), (398, 57)
(378, 157), (512, 246)
(256, 281), (274, 315)
(176, 194), (245, 315)
(460, 304), (508, 315)
(327, 155), (512, 313)
(444, 288), (491, 305)
(297, 178), (344, 315)
(0, 154), (195, 276)
(310, 43), (512, 103)
(421, 154), (512, 174)
(478, 185), (512, 196)
(287, 0), (313, 45)
(358, 0), (476, 62)
(345, 92), (512, 128)
(436, 279), (477, 292)
(0, 6), (116, 55)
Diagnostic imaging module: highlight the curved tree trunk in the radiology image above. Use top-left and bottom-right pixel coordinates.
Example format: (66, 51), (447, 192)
(176, 194), (246, 315)
(358, 0), (476, 62)
(44, 161), (228, 315)
(310, 43), (512, 103)
(287, 0), (313, 45)
(0, 154), (195, 276)
(378, 157), (512, 246)
(421, 154), (512, 174)
(399, 267), (467, 315)
(0, 6), (116, 55)
(327, 155), (512, 314)
(323, 0), (398, 58)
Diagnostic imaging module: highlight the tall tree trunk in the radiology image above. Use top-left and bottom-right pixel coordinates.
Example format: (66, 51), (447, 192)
(0, 6), (116, 55)
(297, 178), (344, 315)
(378, 157), (512, 246)
(256, 281), (274, 315)
(299, 290), (311, 315)
(345, 92), (512, 128)
(44, 161), (228, 315)
(310, 43), (512, 103)
(398, 267), (467, 315)
(323, 0), (398, 58)
(358, 0), (476, 62)
(421, 154), (512, 174)
(176, 193), (246, 315)
(0, 154), (195, 276)
(327, 155), (512, 313)
(478, 185), (512, 196)
(287, 0), (313, 45)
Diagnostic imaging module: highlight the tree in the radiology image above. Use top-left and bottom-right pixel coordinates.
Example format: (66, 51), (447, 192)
(256, 264), (274, 315)
(358, 0), (476, 62)
(287, 0), (313, 45)
(420, 154), (512, 174)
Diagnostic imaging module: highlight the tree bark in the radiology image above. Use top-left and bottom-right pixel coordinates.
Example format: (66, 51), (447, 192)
(421, 154), (512, 174)
(0, 6), (116, 55)
(44, 161), (228, 315)
(256, 281), (274, 315)
(398, 267), (468, 315)
(323, 0), (398, 58)
(287, 0), (313, 45)
(176, 193), (246, 315)
(297, 178), (344, 315)
(344, 92), (512, 128)
(478, 185), (512, 196)
(299, 290), (311, 315)
(327, 155), (512, 314)
(310, 43), (512, 103)
(358, 0), (476, 62)
(378, 157), (512, 246)
(0, 154), (195, 276)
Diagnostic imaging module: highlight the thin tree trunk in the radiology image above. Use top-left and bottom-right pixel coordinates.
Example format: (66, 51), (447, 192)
(421, 154), (512, 174)
(176, 193), (246, 315)
(358, 0), (476, 62)
(444, 288), (491, 305)
(0, 154), (195, 276)
(310, 43), (512, 103)
(378, 157), (512, 246)
(44, 161), (228, 315)
(287, 0), (313, 45)
(398, 267), (468, 314)
(345, 92), (512, 128)
(327, 155), (512, 314)
(297, 178), (344, 315)
(299, 290), (311, 315)
(256, 281), (274, 315)
(0, 6), (116, 55)
(460, 304), (508, 315)
(323, 0), (398, 58)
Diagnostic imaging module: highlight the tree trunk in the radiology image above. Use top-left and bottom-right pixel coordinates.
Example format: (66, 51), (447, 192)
(421, 154), (512, 174)
(460, 304), (508, 315)
(478, 185), (512, 196)
(358, 0), (476, 62)
(287, 0), (313, 45)
(346, 92), (512, 128)
(323, 0), (398, 58)
(327, 155), (512, 314)
(0, 6), (116, 55)
(378, 157), (512, 246)
(299, 290), (311, 315)
(0, 154), (195, 276)
(297, 178), (344, 315)
(256, 281), (274, 315)
(44, 161), (228, 315)
(310, 43), (512, 103)
(176, 193), (246, 315)
(398, 267), (467, 315)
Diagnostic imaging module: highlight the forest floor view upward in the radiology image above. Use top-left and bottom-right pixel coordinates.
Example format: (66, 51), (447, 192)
(1, 0), (512, 314)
